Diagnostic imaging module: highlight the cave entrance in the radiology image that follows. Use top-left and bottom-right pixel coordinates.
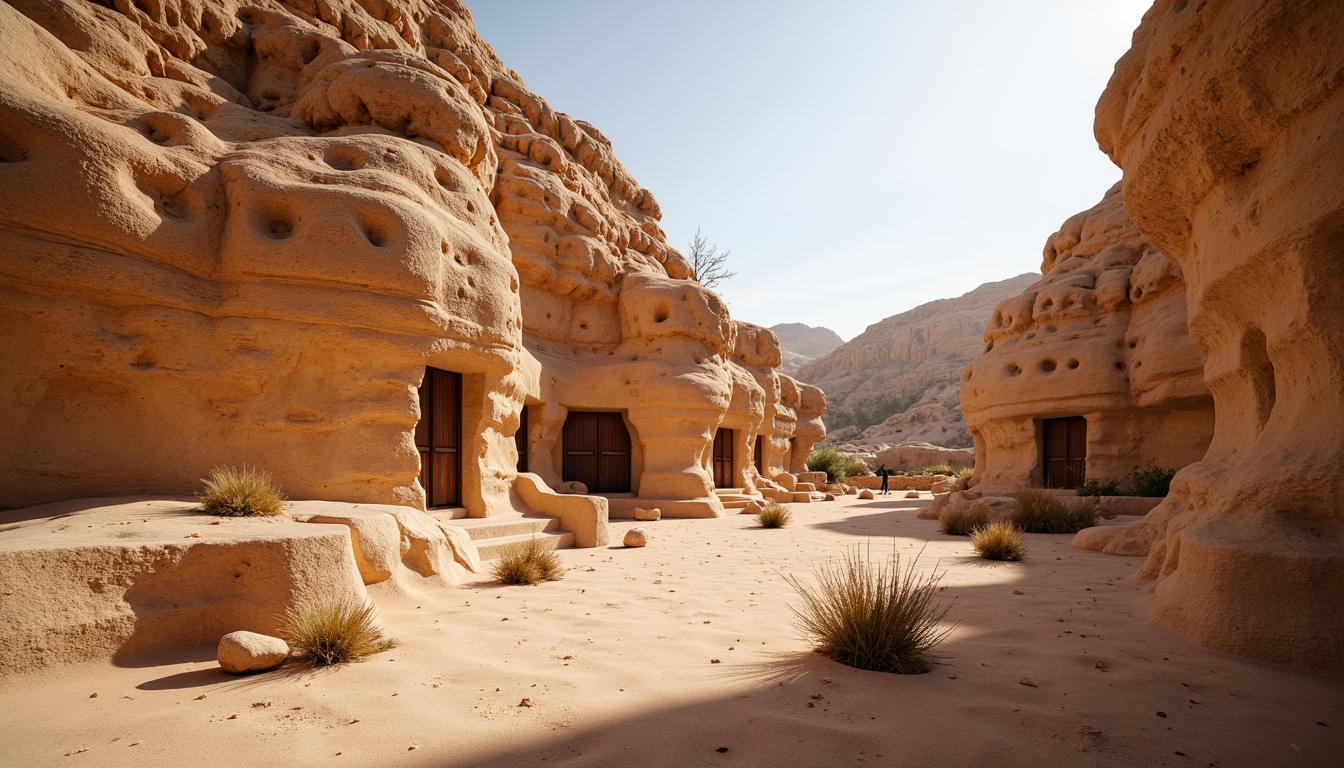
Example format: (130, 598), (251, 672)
(713, 428), (735, 488)
(754, 435), (763, 474)
(562, 411), (631, 493)
(515, 405), (529, 474)
(1042, 416), (1087, 489)
(416, 367), (462, 508)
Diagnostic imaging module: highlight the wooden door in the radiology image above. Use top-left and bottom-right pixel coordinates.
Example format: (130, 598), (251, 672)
(416, 368), (461, 507)
(713, 428), (735, 488)
(515, 406), (529, 473)
(563, 412), (631, 493)
(1042, 416), (1087, 489)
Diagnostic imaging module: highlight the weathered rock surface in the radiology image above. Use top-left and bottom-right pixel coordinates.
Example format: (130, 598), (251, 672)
(960, 184), (1213, 494)
(623, 528), (647, 547)
(770, 323), (844, 374)
(218, 631), (289, 674)
(1075, 0), (1344, 671)
(632, 507), (661, 521)
(799, 274), (1037, 448)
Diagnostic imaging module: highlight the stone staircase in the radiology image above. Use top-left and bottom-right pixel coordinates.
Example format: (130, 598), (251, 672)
(436, 512), (574, 561)
(714, 488), (758, 511)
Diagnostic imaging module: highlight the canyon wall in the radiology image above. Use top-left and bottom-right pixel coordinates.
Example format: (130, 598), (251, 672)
(0, 0), (818, 516)
(1078, 0), (1344, 670)
(960, 183), (1212, 493)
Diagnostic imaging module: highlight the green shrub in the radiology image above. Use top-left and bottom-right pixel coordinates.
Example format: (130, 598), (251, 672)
(1076, 479), (1121, 497)
(1128, 463), (1176, 497)
(757, 500), (792, 528)
(954, 467), (975, 479)
(970, 520), (1026, 561)
(281, 598), (397, 667)
(198, 465), (285, 517)
(492, 537), (564, 585)
(938, 505), (988, 536)
(911, 464), (953, 475)
(1011, 490), (1097, 534)
(785, 546), (952, 674)
(806, 447), (870, 483)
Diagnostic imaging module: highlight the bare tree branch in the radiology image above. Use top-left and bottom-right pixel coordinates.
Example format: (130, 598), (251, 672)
(687, 227), (736, 290)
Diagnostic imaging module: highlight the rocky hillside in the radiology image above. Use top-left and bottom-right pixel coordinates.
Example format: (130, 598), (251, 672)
(770, 323), (844, 375)
(797, 273), (1037, 447)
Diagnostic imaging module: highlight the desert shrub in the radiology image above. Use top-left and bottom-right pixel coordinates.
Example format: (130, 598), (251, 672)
(914, 464), (954, 476)
(785, 546), (952, 674)
(806, 447), (870, 482)
(938, 505), (988, 536)
(1076, 479), (1121, 497)
(1128, 463), (1176, 497)
(1011, 490), (1098, 534)
(198, 465), (285, 517)
(954, 467), (975, 479)
(492, 537), (564, 586)
(970, 520), (1026, 561)
(281, 598), (396, 667)
(757, 500), (792, 528)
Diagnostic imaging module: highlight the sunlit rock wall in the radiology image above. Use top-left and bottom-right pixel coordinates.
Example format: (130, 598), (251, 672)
(1078, 0), (1344, 671)
(960, 183), (1212, 494)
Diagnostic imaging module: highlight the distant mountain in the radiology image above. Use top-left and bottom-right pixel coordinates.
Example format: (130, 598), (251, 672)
(769, 323), (844, 374)
(796, 273), (1038, 448)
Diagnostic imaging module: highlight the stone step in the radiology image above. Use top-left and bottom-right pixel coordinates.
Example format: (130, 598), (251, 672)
(437, 512), (561, 542)
(474, 530), (576, 561)
(790, 492), (814, 503)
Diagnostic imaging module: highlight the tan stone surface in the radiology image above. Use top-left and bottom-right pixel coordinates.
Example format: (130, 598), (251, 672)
(217, 631), (288, 675)
(1075, 0), (1344, 671)
(799, 274), (1037, 448)
(622, 527), (647, 547)
(960, 184), (1213, 494)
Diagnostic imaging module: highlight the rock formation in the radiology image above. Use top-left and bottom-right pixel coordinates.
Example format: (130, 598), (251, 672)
(1075, 0), (1344, 671)
(799, 273), (1037, 448)
(770, 322), (843, 374)
(0, 0), (822, 520)
(960, 183), (1213, 493)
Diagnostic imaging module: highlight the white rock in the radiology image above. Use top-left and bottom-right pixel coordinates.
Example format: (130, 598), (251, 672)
(218, 631), (289, 674)
(632, 507), (661, 521)
(623, 528), (648, 547)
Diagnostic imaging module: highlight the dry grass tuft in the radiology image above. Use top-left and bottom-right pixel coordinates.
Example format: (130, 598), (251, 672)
(281, 598), (396, 667)
(757, 501), (792, 528)
(198, 465), (285, 517)
(785, 545), (953, 674)
(1011, 490), (1097, 534)
(970, 520), (1026, 561)
(938, 505), (988, 536)
(492, 537), (564, 586)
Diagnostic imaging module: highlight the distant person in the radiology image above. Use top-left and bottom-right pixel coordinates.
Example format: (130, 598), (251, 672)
(877, 465), (890, 495)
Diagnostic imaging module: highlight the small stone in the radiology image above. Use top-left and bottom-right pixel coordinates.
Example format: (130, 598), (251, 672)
(710, 659), (721, 664)
(89, 692), (98, 699)
(1018, 677), (1039, 688)
(632, 507), (662, 521)
(1078, 725), (1101, 735)
(858, 490), (875, 500)
(740, 501), (764, 516)
(823, 493), (836, 501)
(1156, 711), (1167, 718)
(519, 698), (534, 707)
(1012, 590), (1025, 595)
(1095, 660), (1108, 670)
(716, 747), (729, 753)
(623, 528), (648, 547)
(904, 491), (919, 499)
(217, 630), (290, 674)
(228, 713), (240, 720)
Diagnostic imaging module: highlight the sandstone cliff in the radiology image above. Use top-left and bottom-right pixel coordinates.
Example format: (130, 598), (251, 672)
(1075, 0), (1344, 671)
(798, 274), (1037, 447)
(770, 322), (844, 375)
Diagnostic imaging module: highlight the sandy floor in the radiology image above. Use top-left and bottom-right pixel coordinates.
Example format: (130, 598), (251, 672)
(2, 494), (1341, 767)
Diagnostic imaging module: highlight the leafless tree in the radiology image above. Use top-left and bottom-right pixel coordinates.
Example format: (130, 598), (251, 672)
(687, 227), (736, 290)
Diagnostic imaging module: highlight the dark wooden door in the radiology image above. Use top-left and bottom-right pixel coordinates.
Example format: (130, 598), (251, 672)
(416, 368), (461, 507)
(515, 406), (529, 473)
(1042, 416), (1087, 489)
(754, 435), (763, 473)
(563, 412), (631, 493)
(713, 428), (735, 488)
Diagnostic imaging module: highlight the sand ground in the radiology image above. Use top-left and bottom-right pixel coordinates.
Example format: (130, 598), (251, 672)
(1, 494), (1341, 767)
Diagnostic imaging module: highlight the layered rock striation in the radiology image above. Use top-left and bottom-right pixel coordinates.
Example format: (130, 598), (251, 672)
(960, 183), (1213, 493)
(1075, 0), (1344, 671)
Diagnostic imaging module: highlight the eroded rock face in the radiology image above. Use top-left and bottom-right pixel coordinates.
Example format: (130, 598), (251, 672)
(960, 184), (1213, 494)
(0, 1), (821, 516)
(1080, 0), (1344, 671)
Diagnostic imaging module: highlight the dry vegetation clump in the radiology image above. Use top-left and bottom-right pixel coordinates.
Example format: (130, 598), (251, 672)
(281, 598), (396, 667)
(198, 465), (285, 517)
(970, 520), (1026, 561)
(806, 447), (870, 482)
(1011, 490), (1097, 534)
(938, 505), (988, 536)
(757, 501), (792, 528)
(492, 537), (564, 585)
(785, 546), (952, 675)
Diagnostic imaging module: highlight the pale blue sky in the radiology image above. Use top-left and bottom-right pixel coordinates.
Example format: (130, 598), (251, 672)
(470, 1), (1151, 340)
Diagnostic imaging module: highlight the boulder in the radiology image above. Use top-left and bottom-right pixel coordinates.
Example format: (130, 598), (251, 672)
(632, 507), (662, 521)
(218, 631), (289, 674)
(623, 528), (647, 547)
(858, 490), (875, 500)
